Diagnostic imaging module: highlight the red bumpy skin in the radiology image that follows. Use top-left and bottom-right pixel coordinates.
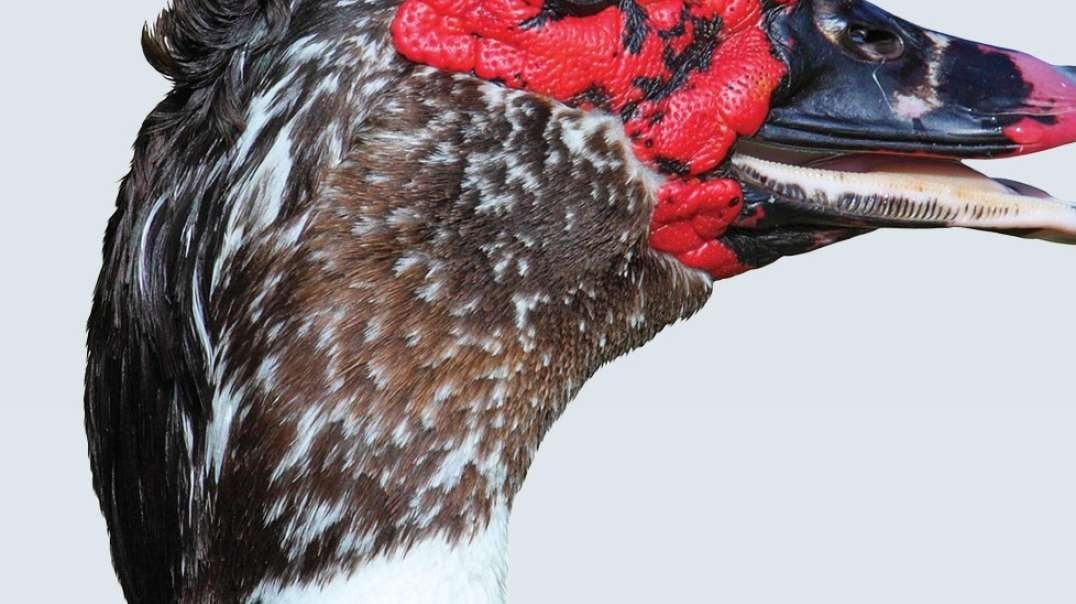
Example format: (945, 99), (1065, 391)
(392, 0), (795, 279)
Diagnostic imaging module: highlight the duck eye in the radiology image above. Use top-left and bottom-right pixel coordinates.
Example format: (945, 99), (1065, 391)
(843, 24), (905, 62)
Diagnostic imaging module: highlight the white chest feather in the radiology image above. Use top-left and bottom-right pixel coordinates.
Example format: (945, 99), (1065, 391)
(248, 505), (510, 604)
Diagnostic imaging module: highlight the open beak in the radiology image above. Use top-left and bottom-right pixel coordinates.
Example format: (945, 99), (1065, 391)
(731, 0), (1076, 246)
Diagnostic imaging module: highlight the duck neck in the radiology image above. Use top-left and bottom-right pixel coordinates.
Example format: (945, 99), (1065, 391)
(190, 22), (715, 598)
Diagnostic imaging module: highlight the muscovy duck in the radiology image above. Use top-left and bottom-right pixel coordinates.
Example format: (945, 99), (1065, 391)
(86, 0), (1076, 601)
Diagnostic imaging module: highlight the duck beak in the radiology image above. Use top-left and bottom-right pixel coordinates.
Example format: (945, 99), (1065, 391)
(730, 0), (1076, 244)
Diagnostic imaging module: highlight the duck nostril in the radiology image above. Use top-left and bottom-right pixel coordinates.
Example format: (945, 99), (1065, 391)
(844, 24), (905, 62)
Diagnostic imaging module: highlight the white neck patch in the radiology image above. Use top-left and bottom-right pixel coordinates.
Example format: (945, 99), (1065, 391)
(247, 504), (510, 604)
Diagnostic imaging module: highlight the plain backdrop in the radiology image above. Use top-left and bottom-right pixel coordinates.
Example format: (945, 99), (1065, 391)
(3, 1), (1074, 602)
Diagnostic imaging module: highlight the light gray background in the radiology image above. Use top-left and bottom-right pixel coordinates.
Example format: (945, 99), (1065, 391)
(3, 1), (1073, 602)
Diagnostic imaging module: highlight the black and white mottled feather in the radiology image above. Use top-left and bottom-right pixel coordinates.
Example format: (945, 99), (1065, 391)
(86, 1), (711, 601)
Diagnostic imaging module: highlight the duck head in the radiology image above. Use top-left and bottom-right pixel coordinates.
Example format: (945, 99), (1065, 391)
(87, 1), (1076, 601)
(393, 0), (1076, 277)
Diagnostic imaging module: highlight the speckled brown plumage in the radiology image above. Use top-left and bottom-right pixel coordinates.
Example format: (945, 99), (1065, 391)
(87, 1), (711, 601)
(199, 70), (712, 599)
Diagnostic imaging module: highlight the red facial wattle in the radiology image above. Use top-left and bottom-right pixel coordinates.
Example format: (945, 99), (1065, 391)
(392, 0), (797, 279)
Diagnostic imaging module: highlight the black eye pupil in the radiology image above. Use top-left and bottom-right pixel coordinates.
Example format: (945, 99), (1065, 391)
(845, 24), (904, 61)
